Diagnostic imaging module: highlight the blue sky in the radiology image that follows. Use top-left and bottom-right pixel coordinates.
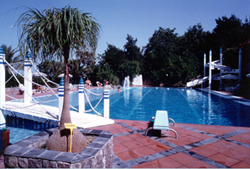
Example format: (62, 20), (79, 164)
(0, 0), (249, 56)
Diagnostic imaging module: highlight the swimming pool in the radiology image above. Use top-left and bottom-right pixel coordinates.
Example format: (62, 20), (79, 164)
(5, 87), (250, 143)
(5, 116), (56, 144)
(37, 87), (250, 127)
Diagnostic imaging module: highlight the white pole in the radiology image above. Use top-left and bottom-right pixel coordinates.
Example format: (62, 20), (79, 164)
(103, 89), (110, 118)
(58, 78), (64, 120)
(24, 52), (32, 103)
(78, 78), (85, 113)
(0, 46), (6, 126)
(203, 53), (206, 88)
(209, 50), (212, 90)
(219, 47), (223, 90)
(238, 48), (242, 84)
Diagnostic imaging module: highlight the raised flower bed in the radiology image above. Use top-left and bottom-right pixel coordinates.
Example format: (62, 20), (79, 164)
(4, 128), (113, 168)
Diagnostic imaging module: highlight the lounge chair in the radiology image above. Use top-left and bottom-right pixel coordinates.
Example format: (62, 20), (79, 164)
(145, 110), (178, 139)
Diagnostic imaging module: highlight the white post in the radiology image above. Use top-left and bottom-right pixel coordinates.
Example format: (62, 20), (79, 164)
(0, 46), (6, 126)
(219, 47), (223, 90)
(203, 53), (206, 88)
(24, 52), (32, 103)
(78, 78), (85, 113)
(238, 48), (242, 84)
(58, 78), (64, 120)
(103, 88), (110, 118)
(209, 50), (212, 90)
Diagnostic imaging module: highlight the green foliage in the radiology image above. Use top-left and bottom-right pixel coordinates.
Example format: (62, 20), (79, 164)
(96, 63), (114, 81)
(180, 24), (209, 73)
(97, 35), (142, 84)
(143, 27), (182, 86)
(37, 60), (63, 83)
(213, 15), (244, 48)
(69, 59), (86, 84)
(17, 6), (100, 61)
(124, 34), (143, 64)
(117, 61), (140, 81)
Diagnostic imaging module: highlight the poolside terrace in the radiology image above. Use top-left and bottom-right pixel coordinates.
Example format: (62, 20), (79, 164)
(89, 120), (250, 168)
(1, 87), (250, 168)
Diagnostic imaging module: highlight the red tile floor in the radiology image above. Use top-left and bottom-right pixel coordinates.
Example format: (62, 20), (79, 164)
(89, 120), (250, 168)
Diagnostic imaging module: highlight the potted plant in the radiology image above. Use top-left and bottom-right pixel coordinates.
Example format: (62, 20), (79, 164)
(0, 128), (10, 154)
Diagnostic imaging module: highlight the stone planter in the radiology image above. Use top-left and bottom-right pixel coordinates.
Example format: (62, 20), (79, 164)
(4, 128), (113, 168)
(0, 129), (10, 154)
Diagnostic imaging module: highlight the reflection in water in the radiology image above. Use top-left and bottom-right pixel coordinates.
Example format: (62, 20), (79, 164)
(208, 90), (212, 123)
(123, 76), (130, 89)
(132, 87), (142, 101)
(123, 88), (130, 105)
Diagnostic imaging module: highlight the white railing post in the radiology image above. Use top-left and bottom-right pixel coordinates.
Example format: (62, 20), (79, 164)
(78, 78), (85, 113)
(209, 50), (212, 90)
(103, 88), (110, 118)
(0, 46), (6, 126)
(24, 51), (32, 103)
(58, 78), (64, 120)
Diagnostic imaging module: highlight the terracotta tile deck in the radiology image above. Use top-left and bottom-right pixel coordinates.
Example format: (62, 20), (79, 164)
(89, 119), (250, 168)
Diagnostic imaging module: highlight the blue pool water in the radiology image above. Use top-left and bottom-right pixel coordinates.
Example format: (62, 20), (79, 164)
(38, 87), (250, 127)
(6, 87), (250, 143)
(5, 116), (56, 144)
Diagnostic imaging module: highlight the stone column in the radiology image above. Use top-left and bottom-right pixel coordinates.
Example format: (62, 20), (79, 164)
(24, 52), (32, 103)
(78, 78), (85, 113)
(0, 46), (6, 126)
(58, 78), (64, 120)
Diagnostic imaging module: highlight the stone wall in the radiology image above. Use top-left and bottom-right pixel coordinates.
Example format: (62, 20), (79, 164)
(4, 128), (113, 168)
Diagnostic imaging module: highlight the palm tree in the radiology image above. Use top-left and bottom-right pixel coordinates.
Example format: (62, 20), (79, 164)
(2, 44), (23, 87)
(16, 6), (100, 153)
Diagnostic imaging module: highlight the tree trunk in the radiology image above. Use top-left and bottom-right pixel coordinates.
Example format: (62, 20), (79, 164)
(46, 46), (88, 153)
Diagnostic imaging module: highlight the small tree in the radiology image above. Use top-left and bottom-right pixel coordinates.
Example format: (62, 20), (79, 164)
(17, 6), (100, 153)
(2, 44), (23, 87)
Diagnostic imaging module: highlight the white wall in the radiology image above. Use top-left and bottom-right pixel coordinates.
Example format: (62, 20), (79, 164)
(132, 74), (143, 86)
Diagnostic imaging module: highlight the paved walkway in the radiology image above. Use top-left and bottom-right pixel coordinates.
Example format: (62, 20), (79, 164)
(90, 120), (250, 168)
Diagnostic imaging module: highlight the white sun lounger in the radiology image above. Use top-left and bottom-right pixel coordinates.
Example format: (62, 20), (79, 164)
(145, 110), (178, 139)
